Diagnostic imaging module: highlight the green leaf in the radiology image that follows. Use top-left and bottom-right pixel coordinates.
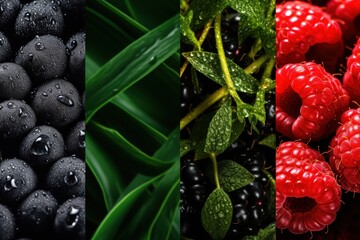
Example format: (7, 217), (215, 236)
(180, 139), (193, 157)
(205, 98), (232, 154)
(191, 111), (244, 160)
(208, 160), (254, 192)
(187, 0), (226, 30)
(153, 129), (179, 163)
(183, 51), (259, 94)
(242, 223), (276, 240)
(86, 14), (180, 122)
(201, 188), (233, 240)
(180, 11), (200, 48)
(259, 134), (276, 150)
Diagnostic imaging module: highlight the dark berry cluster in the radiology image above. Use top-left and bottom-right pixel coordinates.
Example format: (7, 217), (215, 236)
(0, 0), (85, 239)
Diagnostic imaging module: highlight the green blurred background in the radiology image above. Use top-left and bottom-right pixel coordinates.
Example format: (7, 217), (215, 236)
(85, 0), (180, 239)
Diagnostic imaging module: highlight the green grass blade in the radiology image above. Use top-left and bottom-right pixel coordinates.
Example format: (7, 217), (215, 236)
(86, 14), (180, 122)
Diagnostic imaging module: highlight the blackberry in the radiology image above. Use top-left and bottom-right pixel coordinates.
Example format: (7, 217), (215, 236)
(46, 157), (85, 201)
(15, 0), (64, 43)
(181, 80), (194, 118)
(17, 190), (58, 237)
(54, 197), (85, 240)
(0, 159), (37, 205)
(31, 79), (82, 127)
(0, 63), (32, 101)
(19, 125), (65, 168)
(0, 100), (36, 140)
(0, 204), (15, 240)
(15, 35), (68, 84)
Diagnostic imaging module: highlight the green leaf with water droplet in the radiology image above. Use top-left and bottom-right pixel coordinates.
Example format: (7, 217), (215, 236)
(183, 51), (258, 94)
(180, 11), (200, 49)
(180, 139), (193, 157)
(207, 160), (254, 192)
(205, 98), (232, 154)
(241, 223), (275, 240)
(259, 134), (275, 150)
(191, 111), (245, 160)
(201, 188), (232, 240)
(187, 0), (227, 30)
(231, 0), (275, 55)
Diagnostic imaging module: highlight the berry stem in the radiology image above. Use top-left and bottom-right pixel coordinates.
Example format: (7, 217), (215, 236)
(179, 56), (268, 130)
(214, 14), (242, 105)
(210, 152), (221, 189)
(180, 20), (213, 78)
(180, 86), (229, 130)
(262, 57), (275, 81)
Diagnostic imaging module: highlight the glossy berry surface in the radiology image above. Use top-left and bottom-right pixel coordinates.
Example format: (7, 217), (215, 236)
(276, 1), (343, 72)
(276, 62), (349, 141)
(276, 142), (341, 234)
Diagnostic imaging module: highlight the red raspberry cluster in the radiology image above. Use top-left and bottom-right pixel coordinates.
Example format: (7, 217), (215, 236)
(276, 0), (360, 238)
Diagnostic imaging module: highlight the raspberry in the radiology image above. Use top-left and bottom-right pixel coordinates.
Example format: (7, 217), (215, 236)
(276, 62), (349, 141)
(276, 1), (343, 72)
(329, 108), (360, 192)
(343, 38), (360, 105)
(276, 142), (342, 234)
(327, 0), (360, 44)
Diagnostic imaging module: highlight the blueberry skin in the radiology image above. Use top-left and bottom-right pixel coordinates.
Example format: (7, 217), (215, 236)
(0, 32), (12, 62)
(0, 63), (32, 101)
(0, 158), (37, 205)
(0, 0), (20, 29)
(0, 204), (15, 240)
(15, 35), (68, 84)
(46, 157), (85, 201)
(66, 121), (85, 159)
(18, 190), (58, 237)
(15, 0), (64, 43)
(19, 125), (65, 168)
(0, 100), (36, 140)
(31, 79), (82, 127)
(54, 197), (85, 240)
(58, 0), (85, 33)
(66, 32), (85, 91)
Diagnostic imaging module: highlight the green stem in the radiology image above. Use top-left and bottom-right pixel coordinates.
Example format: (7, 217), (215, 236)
(244, 55), (269, 75)
(248, 38), (262, 59)
(180, 21), (213, 77)
(210, 153), (220, 189)
(214, 14), (242, 104)
(180, 87), (229, 130)
(262, 57), (275, 81)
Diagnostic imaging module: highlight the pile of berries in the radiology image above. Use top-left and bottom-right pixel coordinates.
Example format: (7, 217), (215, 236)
(276, 0), (360, 238)
(0, 0), (85, 239)
(180, 8), (275, 238)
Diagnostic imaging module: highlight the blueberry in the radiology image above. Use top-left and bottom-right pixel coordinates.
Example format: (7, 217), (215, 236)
(0, 158), (37, 205)
(31, 79), (82, 127)
(233, 204), (249, 226)
(54, 197), (85, 240)
(0, 63), (32, 101)
(15, 35), (68, 84)
(0, 204), (15, 240)
(19, 125), (65, 167)
(15, 0), (64, 43)
(0, 32), (12, 62)
(66, 32), (85, 91)
(17, 190), (58, 237)
(46, 157), (85, 201)
(65, 121), (85, 159)
(0, 0), (20, 30)
(57, 0), (85, 33)
(0, 100), (36, 140)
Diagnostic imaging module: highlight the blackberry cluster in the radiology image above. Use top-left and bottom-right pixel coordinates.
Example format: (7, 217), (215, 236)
(0, 0), (85, 239)
(225, 147), (273, 239)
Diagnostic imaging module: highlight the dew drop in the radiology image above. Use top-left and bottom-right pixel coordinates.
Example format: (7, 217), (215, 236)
(64, 172), (78, 186)
(30, 135), (51, 156)
(57, 95), (74, 107)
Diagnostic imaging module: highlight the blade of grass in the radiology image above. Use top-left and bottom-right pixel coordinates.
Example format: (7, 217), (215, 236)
(86, 14), (180, 122)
